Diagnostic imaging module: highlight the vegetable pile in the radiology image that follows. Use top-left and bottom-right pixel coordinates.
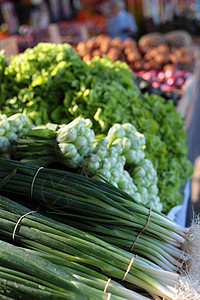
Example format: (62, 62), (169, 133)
(74, 33), (194, 97)
(0, 113), (33, 158)
(0, 158), (190, 271)
(0, 162), (199, 299)
(1, 239), (147, 300)
(0, 195), (182, 299)
(0, 42), (193, 213)
(15, 119), (161, 210)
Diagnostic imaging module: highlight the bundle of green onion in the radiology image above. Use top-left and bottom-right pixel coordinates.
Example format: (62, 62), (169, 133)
(15, 117), (95, 168)
(1, 240), (151, 300)
(0, 158), (188, 274)
(0, 240), (107, 300)
(0, 195), (188, 299)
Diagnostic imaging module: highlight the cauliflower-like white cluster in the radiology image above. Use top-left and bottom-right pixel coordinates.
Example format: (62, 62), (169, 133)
(57, 117), (95, 168)
(81, 122), (161, 211)
(0, 113), (33, 158)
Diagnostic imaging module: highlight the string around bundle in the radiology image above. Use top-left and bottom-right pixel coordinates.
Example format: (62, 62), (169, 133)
(130, 207), (152, 252)
(12, 207), (40, 241)
(122, 255), (138, 281)
(30, 166), (44, 198)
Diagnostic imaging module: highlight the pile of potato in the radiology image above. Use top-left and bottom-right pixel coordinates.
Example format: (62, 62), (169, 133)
(74, 31), (195, 98)
(74, 31), (195, 72)
(75, 34), (140, 65)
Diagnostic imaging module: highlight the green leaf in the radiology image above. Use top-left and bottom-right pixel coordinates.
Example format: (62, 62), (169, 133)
(31, 75), (43, 87)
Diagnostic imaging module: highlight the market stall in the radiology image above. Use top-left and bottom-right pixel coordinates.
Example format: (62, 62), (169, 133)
(0, 1), (200, 299)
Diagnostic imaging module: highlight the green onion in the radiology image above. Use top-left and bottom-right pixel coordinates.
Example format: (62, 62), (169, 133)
(19, 247), (152, 300)
(1, 239), (152, 300)
(0, 240), (122, 300)
(0, 157), (188, 273)
(0, 195), (183, 299)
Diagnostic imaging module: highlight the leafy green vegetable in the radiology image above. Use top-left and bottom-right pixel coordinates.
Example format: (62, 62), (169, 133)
(0, 44), (193, 213)
(0, 43), (89, 124)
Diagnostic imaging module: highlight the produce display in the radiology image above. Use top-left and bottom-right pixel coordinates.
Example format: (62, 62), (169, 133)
(0, 162), (199, 299)
(74, 32), (194, 98)
(0, 43), (193, 213)
(0, 113), (33, 158)
(0, 40), (198, 298)
(1, 239), (147, 300)
(14, 118), (161, 210)
(83, 123), (160, 208)
(0, 158), (185, 269)
(133, 76), (180, 105)
(15, 118), (95, 168)
(136, 67), (191, 96)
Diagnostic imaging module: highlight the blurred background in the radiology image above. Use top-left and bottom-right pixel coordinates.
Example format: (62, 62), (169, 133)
(0, 0), (200, 51)
(1, 0), (200, 223)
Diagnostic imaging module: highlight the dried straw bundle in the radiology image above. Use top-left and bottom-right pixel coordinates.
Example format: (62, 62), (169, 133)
(174, 216), (200, 300)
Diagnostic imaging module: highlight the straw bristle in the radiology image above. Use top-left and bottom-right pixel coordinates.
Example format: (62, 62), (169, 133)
(173, 277), (200, 300)
(181, 216), (200, 278)
(173, 216), (200, 299)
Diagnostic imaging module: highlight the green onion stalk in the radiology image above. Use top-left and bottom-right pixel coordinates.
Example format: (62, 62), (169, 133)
(0, 158), (190, 273)
(0, 240), (151, 300)
(14, 117), (95, 168)
(34, 251), (152, 300)
(0, 195), (189, 300)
